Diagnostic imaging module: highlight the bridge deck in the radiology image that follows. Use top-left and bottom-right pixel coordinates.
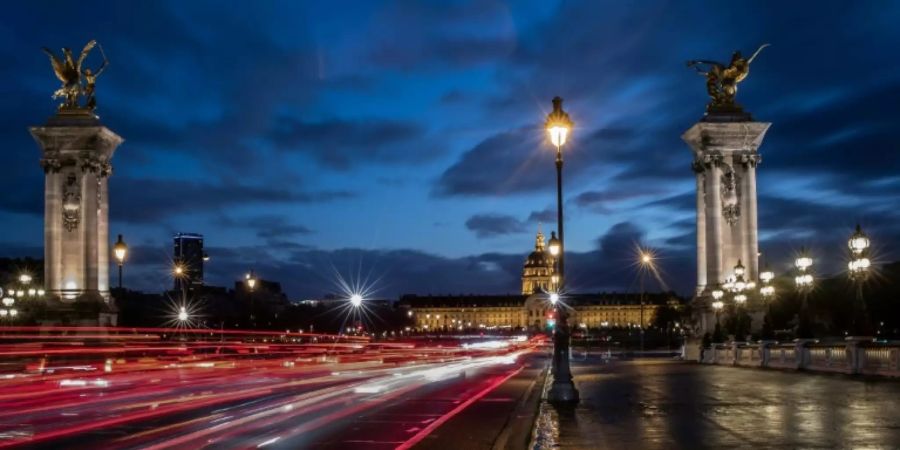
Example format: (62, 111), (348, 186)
(542, 357), (900, 449)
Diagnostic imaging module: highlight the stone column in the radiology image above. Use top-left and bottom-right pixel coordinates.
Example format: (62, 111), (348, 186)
(30, 112), (123, 314)
(693, 164), (707, 293)
(706, 159), (723, 285)
(743, 155), (760, 279)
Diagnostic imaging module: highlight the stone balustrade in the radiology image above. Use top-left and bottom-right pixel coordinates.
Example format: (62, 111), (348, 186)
(698, 339), (900, 377)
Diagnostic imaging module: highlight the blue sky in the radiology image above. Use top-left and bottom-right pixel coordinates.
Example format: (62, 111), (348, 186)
(2, 1), (899, 298)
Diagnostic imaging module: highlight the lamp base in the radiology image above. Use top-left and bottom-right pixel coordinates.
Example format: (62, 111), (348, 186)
(548, 378), (579, 404)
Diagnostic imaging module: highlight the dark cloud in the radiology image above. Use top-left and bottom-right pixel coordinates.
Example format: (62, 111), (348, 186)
(526, 208), (555, 223)
(111, 178), (352, 223)
(269, 117), (438, 170)
(101, 220), (695, 298)
(465, 214), (527, 238)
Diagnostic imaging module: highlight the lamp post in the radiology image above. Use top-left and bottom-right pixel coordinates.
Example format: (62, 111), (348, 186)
(847, 224), (872, 336)
(638, 251), (653, 352)
(545, 96), (578, 405)
(794, 249), (814, 338)
(246, 271), (257, 328)
(113, 234), (128, 290)
(548, 232), (560, 291)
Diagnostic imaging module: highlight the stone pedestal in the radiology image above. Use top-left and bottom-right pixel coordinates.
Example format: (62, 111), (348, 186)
(684, 113), (770, 334)
(30, 110), (122, 324)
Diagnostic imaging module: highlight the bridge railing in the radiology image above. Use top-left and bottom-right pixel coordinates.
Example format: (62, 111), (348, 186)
(699, 339), (900, 377)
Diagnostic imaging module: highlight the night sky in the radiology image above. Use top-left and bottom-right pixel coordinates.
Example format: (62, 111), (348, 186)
(2, 1), (899, 299)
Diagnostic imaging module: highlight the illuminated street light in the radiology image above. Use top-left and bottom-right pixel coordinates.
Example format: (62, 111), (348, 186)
(549, 292), (559, 305)
(847, 224), (873, 336)
(113, 234), (128, 289)
(760, 285), (775, 298)
(734, 294), (747, 305)
(711, 289), (724, 301)
(245, 271), (257, 290)
(548, 231), (560, 257)
(18, 274), (32, 285)
(544, 96), (577, 405)
(177, 306), (188, 322)
(711, 300), (724, 325)
(350, 294), (363, 307)
(848, 224), (870, 256)
(794, 248), (814, 338)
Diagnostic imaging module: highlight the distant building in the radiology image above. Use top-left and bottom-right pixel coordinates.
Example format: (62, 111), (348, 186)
(399, 292), (675, 331)
(521, 227), (554, 295)
(173, 233), (205, 291)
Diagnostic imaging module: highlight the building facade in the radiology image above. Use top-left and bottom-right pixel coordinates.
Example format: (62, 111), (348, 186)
(173, 233), (205, 290)
(400, 293), (672, 331)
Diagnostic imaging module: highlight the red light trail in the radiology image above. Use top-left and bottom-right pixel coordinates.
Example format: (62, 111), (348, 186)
(0, 326), (540, 449)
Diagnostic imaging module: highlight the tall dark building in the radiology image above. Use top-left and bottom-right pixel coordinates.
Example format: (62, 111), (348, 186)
(173, 233), (204, 291)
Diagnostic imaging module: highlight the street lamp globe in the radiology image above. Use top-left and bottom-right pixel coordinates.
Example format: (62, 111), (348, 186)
(350, 294), (363, 307)
(545, 97), (573, 148)
(795, 254), (813, 272)
(548, 231), (560, 257)
(18, 274), (32, 285)
(760, 269), (775, 284)
(177, 306), (188, 322)
(711, 289), (724, 300)
(760, 285), (775, 298)
(848, 224), (870, 255)
(549, 292), (559, 305)
(245, 271), (257, 290)
(711, 300), (724, 311)
(113, 234), (128, 265)
(733, 260), (745, 277)
(735, 294), (747, 304)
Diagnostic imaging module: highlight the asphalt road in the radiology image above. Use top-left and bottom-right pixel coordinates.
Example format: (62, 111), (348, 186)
(539, 358), (900, 449)
(0, 336), (543, 449)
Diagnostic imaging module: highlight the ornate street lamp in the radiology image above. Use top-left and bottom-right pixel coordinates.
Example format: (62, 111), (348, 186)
(638, 250), (654, 352)
(113, 234), (128, 289)
(711, 300), (724, 325)
(794, 248), (814, 338)
(350, 294), (363, 308)
(847, 224), (872, 336)
(246, 270), (257, 328)
(544, 96), (578, 405)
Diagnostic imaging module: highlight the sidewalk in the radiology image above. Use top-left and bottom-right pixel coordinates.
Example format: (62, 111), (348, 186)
(532, 356), (900, 449)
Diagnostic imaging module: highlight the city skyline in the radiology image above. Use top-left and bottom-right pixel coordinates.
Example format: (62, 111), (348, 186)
(2, 1), (899, 298)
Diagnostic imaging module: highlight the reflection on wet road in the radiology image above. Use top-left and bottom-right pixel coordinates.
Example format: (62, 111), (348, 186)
(540, 358), (900, 449)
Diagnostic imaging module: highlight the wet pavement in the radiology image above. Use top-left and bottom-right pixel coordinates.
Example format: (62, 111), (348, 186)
(542, 358), (900, 449)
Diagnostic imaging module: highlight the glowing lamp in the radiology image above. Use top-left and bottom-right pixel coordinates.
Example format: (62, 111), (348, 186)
(350, 294), (363, 307)
(548, 232), (560, 257)
(545, 96), (573, 148)
(848, 224), (870, 255)
(113, 234), (128, 265)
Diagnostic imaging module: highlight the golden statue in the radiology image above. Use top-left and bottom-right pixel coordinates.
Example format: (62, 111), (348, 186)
(42, 40), (108, 111)
(687, 44), (769, 112)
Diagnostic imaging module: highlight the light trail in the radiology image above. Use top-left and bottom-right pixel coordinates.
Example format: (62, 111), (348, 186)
(0, 328), (540, 448)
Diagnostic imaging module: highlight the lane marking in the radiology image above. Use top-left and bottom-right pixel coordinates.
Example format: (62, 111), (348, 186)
(395, 365), (524, 450)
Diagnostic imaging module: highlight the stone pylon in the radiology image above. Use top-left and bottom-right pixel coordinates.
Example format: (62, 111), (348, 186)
(30, 111), (122, 325)
(683, 112), (770, 334)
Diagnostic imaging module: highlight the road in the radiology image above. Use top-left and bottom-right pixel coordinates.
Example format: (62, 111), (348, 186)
(0, 327), (544, 449)
(537, 357), (900, 449)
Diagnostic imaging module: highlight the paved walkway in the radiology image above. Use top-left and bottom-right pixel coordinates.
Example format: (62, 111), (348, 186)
(536, 358), (900, 449)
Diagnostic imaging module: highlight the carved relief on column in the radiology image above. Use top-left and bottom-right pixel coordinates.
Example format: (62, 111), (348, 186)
(720, 166), (741, 226)
(61, 172), (81, 232)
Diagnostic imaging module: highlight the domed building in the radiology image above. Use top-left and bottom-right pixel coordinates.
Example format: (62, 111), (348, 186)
(521, 227), (555, 295)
